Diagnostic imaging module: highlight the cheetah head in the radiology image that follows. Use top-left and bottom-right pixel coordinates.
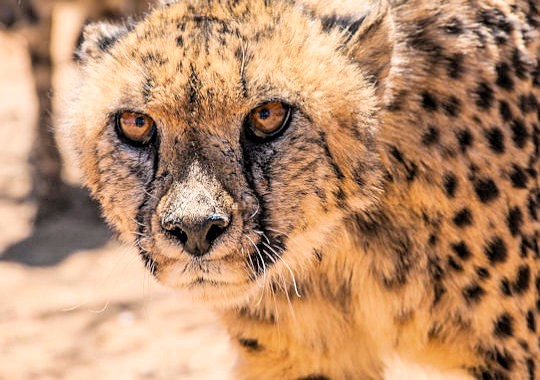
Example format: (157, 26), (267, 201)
(65, 0), (393, 306)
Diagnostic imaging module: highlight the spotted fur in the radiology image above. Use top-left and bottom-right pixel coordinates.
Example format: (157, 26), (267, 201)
(64, 0), (540, 378)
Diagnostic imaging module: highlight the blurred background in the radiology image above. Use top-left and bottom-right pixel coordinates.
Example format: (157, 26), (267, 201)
(0, 1), (234, 378)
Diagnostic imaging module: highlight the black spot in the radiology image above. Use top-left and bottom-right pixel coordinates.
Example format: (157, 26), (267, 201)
(474, 178), (500, 203)
(408, 16), (444, 60)
(447, 256), (463, 272)
(447, 53), (465, 79)
(499, 100), (513, 121)
(389, 146), (417, 181)
(506, 206), (523, 236)
(98, 35), (118, 52)
(500, 278), (512, 296)
(512, 48), (529, 79)
(519, 93), (537, 113)
(527, 358), (535, 380)
(433, 283), (446, 305)
(513, 265), (531, 293)
(484, 237), (508, 264)
(475, 82), (494, 110)
(451, 241), (472, 260)
(488, 347), (515, 370)
(495, 62), (515, 90)
(493, 313), (514, 338)
(443, 173), (458, 197)
(453, 208), (473, 227)
(422, 126), (440, 145)
(442, 96), (461, 117)
(526, 310), (536, 332)
(176, 35), (184, 46)
(296, 376), (330, 380)
(443, 17), (464, 34)
(484, 127), (505, 153)
(456, 129), (473, 152)
(320, 14), (364, 38)
(510, 164), (529, 188)
(463, 283), (486, 304)
(511, 119), (529, 148)
(476, 266), (490, 279)
(238, 338), (262, 351)
(421, 91), (438, 111)
(527, 190), (539, 221)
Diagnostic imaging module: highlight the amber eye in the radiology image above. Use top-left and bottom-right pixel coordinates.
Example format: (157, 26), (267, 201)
(116, 111), (156, 146)
(247, 101), (291, 139)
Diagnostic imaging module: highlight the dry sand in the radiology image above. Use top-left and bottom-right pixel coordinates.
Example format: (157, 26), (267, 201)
(0, 26), (235, 380)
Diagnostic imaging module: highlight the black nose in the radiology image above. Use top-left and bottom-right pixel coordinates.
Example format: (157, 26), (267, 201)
(162, 213), (230, 256)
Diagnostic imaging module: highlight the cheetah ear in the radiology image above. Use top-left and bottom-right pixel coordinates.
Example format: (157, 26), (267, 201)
(76, 22), (130, 63)
(313, 0), (393, 90)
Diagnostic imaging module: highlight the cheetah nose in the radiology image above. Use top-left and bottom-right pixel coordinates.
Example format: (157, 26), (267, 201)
(162, 213), (230, 257)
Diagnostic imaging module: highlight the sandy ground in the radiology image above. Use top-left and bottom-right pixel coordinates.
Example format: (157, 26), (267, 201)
(0, 24), (235, 380)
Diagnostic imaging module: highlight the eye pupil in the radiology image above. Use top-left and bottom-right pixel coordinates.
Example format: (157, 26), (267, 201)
(258, 109), (270, 120)
(135, 117), (146, 127)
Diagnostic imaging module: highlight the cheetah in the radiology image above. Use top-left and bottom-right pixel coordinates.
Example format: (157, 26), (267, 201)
(64, 0), (540, 378)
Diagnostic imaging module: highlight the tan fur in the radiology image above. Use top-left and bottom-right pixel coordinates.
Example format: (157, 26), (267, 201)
(64, 0), (540, 378)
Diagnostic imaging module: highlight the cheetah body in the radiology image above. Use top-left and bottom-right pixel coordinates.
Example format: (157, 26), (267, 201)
(66, 0), (540, 378)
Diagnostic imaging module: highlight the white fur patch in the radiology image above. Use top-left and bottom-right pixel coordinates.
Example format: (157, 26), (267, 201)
(383, 355), (474, 380)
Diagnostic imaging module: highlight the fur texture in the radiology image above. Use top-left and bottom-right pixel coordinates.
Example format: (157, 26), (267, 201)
(64, 0), (540, 378)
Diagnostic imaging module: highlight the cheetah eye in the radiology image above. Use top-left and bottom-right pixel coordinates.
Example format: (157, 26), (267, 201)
(245, 101), (292, 140)
(115, 111), (156, 146)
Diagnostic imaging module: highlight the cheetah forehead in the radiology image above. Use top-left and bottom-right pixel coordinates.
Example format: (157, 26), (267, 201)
(76, 0), (384, 130)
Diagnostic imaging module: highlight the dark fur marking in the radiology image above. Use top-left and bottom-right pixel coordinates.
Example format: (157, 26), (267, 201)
(318, 131), (345, 180)
(527, 358), (535, 380)
(421, 91), (438, 111)
(513, 265), (531, 293)
(495, 62), (515, 90)
(484, 237), (508, 264)
(447, 53), (465, 79)
(447, 255), (463, 272)
(408, 15), (443, 60)
(474, 178), (500, 203)
(512, 48), (529, 79)
(485, 127), (505, 154)
(511, 119), (529, 148)
(442, 96), (461, 117)
(510, 164), (528, 188)
(443, 173), (458, 197)
(238, 338), (262, 351)
(463, 283), (486, 304)
(389, 146), (417, 181)
(421, 126), (440, 145)
(499, 100), (513, 121)
(475, 82), (494, 110)
(486, 347), (515, 370)
(506, 206), (523, 236)
(493, 313), (514, 338)
(475, 266), (490, 279)
(456, 129), (473, 153)
(453, 208), (473, 227)
(442, 17), (464, 35)
(500, 278), (512, 296)
(525, 310), (536, 332)
(296, 376), (330, 380)
(320, 14), (365, 43)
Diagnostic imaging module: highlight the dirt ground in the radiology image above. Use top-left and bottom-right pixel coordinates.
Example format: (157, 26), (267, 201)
(0, 18), (235, 380)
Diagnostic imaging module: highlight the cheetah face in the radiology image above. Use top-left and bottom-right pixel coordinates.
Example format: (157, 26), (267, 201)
(67, 0), (388, 306)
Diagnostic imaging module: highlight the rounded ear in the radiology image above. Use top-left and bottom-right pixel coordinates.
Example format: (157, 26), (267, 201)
(306, 0), (394, 92)
(76, 22), (130, 63)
